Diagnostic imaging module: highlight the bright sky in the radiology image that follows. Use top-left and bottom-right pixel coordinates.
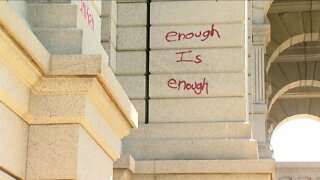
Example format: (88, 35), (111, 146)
(271, 118), (320, 162)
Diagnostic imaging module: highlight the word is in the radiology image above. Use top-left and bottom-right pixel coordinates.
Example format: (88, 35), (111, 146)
(165, 24), (221, 42)
(80, 0), (95, 30)
(167, 78), (209, 95)
(176, 50), (202, 64)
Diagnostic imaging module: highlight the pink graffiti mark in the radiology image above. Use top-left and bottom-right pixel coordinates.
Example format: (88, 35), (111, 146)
(176, 50), (202, 64)
(165, 24), (221, 42)
(167, 78), (209, 95)
(80, 0), (95, 30)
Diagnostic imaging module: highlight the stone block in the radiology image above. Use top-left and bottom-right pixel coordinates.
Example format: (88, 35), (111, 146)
(149, 73), (245, 98)
(116, 51), (146, 75)
(117, 0), (147, 2)
(26, 0), (71, 3)
(125, 122), (251, 140)
(0, 102), (28, 179)
(101, 16), (117, 46)
(151, 1), (245, 25)
(131, 100), (146, 124)
(50, 55), (102, 75)
(26, 124), (113, 180)
(149, 97), (246, 123)
(101, 0), (117, 24)
(33, 28), (82, 54)
(77, 126), (113, 180)
(118, 3), (147, 26)
(117, 27), (147, 50)
(252, 113), (267, 142)
(150, 48), (244, 73)
(0, 63), (30, 116)
(123, 139), (257, 160)
(117, 75), (146, 99)
(150, 24), (244, 49)
(101, 42), (117, 72)
(134, 159), (275, 175)
(27, 3), (77, 28)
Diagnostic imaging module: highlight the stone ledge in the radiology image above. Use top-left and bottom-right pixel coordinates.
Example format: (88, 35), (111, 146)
(50, 55), (138, 129)
(0, 1), (50, 74)
(135, 159), (275, 175)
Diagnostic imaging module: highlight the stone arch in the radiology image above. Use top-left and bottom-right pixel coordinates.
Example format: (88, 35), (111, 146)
(268, 80), (320, 113)
(265, 5), (320, 73)
(266, 34), (320, 73)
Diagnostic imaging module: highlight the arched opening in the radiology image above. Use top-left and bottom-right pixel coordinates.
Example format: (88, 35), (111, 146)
(271, 114), (320, 162)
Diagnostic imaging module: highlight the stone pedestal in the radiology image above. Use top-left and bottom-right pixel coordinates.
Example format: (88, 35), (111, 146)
(119, 1), (275, 179)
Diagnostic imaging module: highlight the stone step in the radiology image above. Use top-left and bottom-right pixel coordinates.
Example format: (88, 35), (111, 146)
(124, 122), (251, 140)
(26, 0), (71, 3)
(27, 3), (77, 28)
(33, 28), (82, 54)
(123, 139), (258, 160)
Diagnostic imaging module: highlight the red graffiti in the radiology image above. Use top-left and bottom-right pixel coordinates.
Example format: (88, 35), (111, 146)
(167, 78), (209, 95)
(80, 0), (95, 30)
(176, 50), (202, 64)
(165, 24), (220, 42)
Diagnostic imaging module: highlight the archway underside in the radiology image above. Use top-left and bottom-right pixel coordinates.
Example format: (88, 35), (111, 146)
(266, 0), (320, 135)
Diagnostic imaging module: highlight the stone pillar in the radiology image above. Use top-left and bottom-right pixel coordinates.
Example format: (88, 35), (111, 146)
(115, 0), (147, 125)
(252, 0), (272, 159)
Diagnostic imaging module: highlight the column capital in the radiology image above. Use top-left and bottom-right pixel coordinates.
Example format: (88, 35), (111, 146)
(252, 24), (270, 48)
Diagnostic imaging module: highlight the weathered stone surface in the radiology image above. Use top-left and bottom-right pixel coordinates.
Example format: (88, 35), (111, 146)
(33, 28), (82, 54)
(151, 24), (244, 49)
(118, 3), (147, 26)
(27, 124), (79, 179)
(0, 102), (28, 179)
(149, 97), (246, 123)
(149, 73), (245, 98)
(116, 51), (146, 75)
(117, 75), (146, 99)
(150, 48), (244, 73)
(27, 3), (77, 28)
(151, 1), (245, 25)
(26, 124), (113, 180)
(117, 27), (147, 50)
(101, 0), (117, 24)
(101, 16), (116, 46)
(131, 100), (146, 124)
(125, 122), (251, 140)
(134, 159), (275, 174)
(123, 139), (257, 160)
(77, 126), (113, 180)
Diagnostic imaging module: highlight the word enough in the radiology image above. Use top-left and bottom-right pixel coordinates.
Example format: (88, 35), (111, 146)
(165, 24), (221, 42)
(167, 78), (209, 95)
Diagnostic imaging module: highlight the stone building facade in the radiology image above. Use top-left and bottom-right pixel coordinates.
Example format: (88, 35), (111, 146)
(0, 0), (319, 179)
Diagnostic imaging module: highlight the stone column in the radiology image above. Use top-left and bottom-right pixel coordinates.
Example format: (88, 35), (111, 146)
(252, 0), (272, 159)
